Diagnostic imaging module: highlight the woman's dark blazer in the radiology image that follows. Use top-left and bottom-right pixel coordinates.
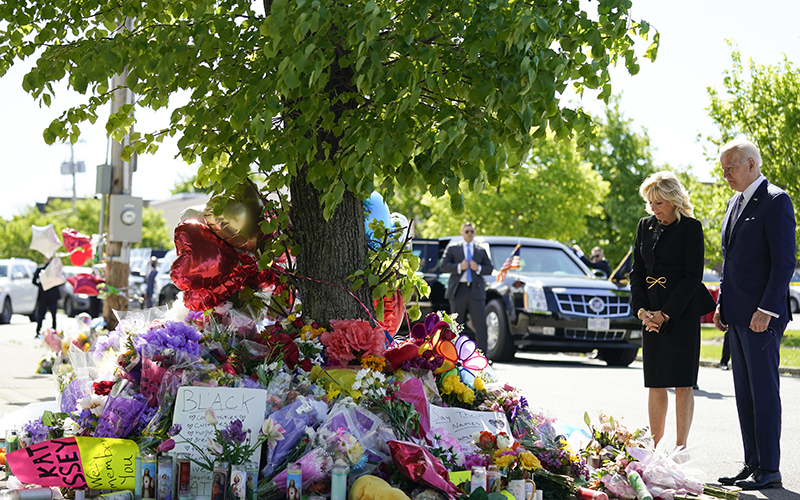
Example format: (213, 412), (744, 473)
(630, 215), (716, 323)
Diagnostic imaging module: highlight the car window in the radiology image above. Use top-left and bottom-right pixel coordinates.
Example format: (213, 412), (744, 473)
(490, 245), (586, 276)
(0, 265), (7, 278)
(12, 264), (31, 279)
(702, 271), (720, 283)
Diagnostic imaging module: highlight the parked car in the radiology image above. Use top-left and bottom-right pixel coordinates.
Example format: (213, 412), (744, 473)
(61, 266), (104, 317)
(0, 258), (39, 323)
(700, 269), (720, 324)
(153, 250), (180, 307)
(412, 237), (642, 366)
(790, 270), (800, 314)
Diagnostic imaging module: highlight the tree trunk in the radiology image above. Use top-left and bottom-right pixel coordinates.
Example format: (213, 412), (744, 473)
(289, 167), (373, 326)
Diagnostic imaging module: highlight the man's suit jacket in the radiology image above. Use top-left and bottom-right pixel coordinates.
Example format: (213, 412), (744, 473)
(440, 240), (494, 300)
(719, 179), (796, 327)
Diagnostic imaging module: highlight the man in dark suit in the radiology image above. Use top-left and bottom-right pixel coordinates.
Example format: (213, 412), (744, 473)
(440, 222), (495, 353)
(714, 138), (796, 490)
(573, 245), (612, 277)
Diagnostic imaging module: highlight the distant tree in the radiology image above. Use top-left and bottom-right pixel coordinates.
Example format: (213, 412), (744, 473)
(0, 200), (171, 264)
(414, 136), (608, 242)
(171, 174), (210, 195)
(678, 175), (729, 268)
(0, 0), (658, 324)
(579, 97), (659, 266)
(704, 44), (800, 248)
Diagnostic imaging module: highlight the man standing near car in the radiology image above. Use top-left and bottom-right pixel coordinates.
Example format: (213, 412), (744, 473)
(440, 222), (494, 354)
(145, 256), (158, 308)
(714, 138), (795, 490)
(32, 258), (60, 337)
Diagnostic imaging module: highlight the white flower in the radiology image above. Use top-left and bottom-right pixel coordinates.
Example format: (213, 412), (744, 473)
(206, 437), (223, 455)
(261, 417), (286, 451)
(77, 394), (107, 417)
(304, 426), (317, 441)
(63, 417), (80, 435)
(496, 434), (511, 449)
(472, 431), (482, 444)
(205, 407), (217, 425)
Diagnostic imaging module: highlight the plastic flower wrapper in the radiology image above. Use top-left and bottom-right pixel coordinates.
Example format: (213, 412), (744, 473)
(387, 440), (463, 500)
(426, 427), (465, 471)
(263, 447), (333, 496)
(346, 369), (420, 442)
(318, 426), (368, 470)
(394, 376), (431, 439)
(625, 445), (703, 500)
(316, 401), (395, 468)
(93, 379), (147, 438)
(262, 396), (328, 477)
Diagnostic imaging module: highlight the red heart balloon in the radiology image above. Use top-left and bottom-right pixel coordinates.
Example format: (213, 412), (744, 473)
(67, 273), (103, 296)
(70, 248), (92, 266)
(374, 291), (406, 336)
(171, 220), (285, 311)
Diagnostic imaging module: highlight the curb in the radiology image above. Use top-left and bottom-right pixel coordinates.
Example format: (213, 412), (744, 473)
(635, 355), (800, 378)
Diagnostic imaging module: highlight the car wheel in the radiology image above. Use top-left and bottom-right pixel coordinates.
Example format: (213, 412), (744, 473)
(65, 297), (76, 318)
(791, 296), (800, 314)
(0, 298), (12, 324)
(485, 299), (516, 362)
(600, 347), (639, 367)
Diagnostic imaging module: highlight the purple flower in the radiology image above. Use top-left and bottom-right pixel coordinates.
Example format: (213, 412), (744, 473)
(23, 418), (51, 444)
(134, 321), (204, 358)
(221, 419), (249, 443)
(157, 439), (176, 452)
(168, 424), (182, 437)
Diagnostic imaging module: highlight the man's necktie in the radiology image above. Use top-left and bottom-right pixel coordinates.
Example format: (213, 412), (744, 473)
(465, 244), (473, 283)
(731, 193), (744, 228)
(727, 193), (744, 244)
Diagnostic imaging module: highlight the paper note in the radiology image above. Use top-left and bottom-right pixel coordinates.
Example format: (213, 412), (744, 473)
(428, 404), (511, 447)
(171, 387), (268, 499)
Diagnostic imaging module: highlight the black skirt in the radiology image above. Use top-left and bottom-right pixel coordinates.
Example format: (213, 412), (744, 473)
(641, 314), (701, 388)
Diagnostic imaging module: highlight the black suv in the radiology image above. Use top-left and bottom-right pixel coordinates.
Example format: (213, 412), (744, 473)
(413, 236), (642, 366)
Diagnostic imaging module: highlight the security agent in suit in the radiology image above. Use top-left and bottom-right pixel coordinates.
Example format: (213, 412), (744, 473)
(440, 222), (495, 354)
(714, 138), (796, 490)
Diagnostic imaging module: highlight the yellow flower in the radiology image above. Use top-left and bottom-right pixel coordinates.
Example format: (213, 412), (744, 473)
(474, 376), (485, 391)
(288, 314), (297, 322)
(519, 452), (541, 470)
(77, 333), (88, 342)
(361, 355), (386, 372)
(494, 454), (515, 470)
(459, 387), (475, 404)
(441, 375), (459, 395)
(327, 386), (342, 399)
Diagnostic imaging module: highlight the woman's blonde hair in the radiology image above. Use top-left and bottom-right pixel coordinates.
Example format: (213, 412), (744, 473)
(639, 171), (694, 222)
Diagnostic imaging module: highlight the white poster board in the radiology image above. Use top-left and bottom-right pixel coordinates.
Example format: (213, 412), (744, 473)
(428, 404), (512, 447)
(172, 387), (267, 499)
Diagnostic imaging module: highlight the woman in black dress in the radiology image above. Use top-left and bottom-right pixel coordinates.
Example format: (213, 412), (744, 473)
(630, 171), (716, 448)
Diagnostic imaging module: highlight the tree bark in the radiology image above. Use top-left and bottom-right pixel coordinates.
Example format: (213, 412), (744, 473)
(289, 167), (373, 326)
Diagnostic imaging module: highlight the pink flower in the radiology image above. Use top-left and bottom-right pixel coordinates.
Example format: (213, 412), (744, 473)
(321, 319), (385, 365)
(205, 407), (218, 425)
(206, 437), (223, 455)
(157, 439), (175, 452)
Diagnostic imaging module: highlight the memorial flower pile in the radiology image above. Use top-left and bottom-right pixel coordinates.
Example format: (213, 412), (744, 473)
(10, 187), (706, 500)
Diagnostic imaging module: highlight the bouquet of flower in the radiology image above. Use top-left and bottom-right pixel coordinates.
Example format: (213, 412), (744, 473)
(320, 319), (386, 366)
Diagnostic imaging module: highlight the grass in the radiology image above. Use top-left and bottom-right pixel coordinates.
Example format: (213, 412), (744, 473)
(700, 326), (800, 369)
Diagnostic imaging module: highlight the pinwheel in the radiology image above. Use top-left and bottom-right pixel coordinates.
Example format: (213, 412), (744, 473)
(434, 334), (488, 383)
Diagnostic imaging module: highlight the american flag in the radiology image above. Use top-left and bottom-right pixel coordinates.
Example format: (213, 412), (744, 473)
(496, 244), (521, 282)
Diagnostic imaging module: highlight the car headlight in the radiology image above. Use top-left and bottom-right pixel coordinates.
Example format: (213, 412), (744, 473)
(524, 283), (549, 313)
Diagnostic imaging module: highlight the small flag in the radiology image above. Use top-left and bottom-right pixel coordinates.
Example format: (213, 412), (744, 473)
(496, 244), (521, 282)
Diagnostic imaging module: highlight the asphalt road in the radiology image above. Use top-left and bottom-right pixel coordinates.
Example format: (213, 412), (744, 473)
(1, 313), (799, 499)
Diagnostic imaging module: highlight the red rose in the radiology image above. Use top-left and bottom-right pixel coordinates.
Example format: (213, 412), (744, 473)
(93, 381), (114, 396)
(221, 361), (237, 375)
(299, 358), (313, 372)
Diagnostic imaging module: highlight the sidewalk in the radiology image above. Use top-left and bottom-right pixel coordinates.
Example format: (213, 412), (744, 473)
(0, 314), (63, 421)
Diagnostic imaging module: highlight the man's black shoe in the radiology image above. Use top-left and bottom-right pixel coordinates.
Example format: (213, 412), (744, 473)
(735, 470), (782, 490)
(719, 464), (756, 485)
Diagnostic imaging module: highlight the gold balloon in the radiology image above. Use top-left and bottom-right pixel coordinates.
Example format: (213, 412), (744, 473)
(204, 183), (265, 252)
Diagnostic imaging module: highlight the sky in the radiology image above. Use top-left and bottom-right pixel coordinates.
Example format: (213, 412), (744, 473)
(1, 0), (799, 220)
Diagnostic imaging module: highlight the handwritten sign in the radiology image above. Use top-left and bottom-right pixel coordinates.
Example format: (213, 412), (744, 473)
(171, 387), (268, 499)
(428, 404), (511, 447)
(77, 436), (138, 490)
(5, 437), (138, 490)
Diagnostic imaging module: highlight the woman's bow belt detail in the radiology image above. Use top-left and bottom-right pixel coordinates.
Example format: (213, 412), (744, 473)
(646, 276), (667, 289)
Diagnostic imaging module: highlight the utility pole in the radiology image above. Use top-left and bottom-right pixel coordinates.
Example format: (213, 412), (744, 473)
(102, 17), (137, 330)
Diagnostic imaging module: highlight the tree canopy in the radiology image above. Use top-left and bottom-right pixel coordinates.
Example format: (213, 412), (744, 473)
(0, 0), (658, 323)
(704, 44), (800, 253)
